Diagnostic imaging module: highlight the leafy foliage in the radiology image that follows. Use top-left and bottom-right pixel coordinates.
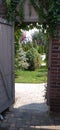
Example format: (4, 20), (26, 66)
(6, 0), (19, 21)
(6, 0), (24, 21)
(18, 47), (29, 70)
(32, 30), (49, 55)
(30, 0), (60, 35)
(14, 29), (22, 56)
(26, 47), (41, 70)
(32, 30), (45, 47)
(6, 0), (60, 34)
(22, 42), (33, 52)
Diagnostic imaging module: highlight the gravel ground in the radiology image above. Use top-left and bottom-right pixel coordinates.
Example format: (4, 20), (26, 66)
(14, 83), (48, 112)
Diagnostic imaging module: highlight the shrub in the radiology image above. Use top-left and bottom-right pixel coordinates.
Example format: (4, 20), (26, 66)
(26, 47), (41, 70)
(18, 47), (29, 70)
(22, 42), (33, 52)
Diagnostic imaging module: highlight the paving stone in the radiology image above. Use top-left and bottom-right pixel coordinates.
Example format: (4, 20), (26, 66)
(9, 127), (18, 130)
(19, 128), (33, 130)
(10, 123), (15, 127)
(10, 114), (14, 117)
(14, 112), (23, 118)
(0, 127), (8, 130)
(1, 83), (60, 130)
(16, 120), (26, 128)
(21, 112), (32, 120)
(8, 117), (16, 123)
(2, 119), (7, 123)
(19, 128), (24, 130)
(25, 121), (31, 126)
(1, 123), (9, 127)
(30, 119), (40, 126)
(54, 119), (60, 125)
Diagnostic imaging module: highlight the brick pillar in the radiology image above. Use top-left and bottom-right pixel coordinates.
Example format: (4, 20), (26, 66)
(0, 0), (7, 18)
(48, 23), (60, 112)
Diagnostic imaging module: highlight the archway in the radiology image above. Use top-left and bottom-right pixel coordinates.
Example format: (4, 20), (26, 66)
(0, 0), (60, 113)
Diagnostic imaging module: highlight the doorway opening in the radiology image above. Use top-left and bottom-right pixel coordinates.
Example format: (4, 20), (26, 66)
(14, 23), (49, 113)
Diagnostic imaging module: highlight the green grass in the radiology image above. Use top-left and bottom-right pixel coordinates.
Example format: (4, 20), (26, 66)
(15, 66), (48, 83)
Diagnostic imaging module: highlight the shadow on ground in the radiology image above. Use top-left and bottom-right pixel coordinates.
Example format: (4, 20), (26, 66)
(0, 102), (60, 130)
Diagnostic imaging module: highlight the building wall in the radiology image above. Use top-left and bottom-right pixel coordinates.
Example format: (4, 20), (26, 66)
(0, 0), (6, 18)
(49, 23), (60, 112)
(16, 0), (39, 23)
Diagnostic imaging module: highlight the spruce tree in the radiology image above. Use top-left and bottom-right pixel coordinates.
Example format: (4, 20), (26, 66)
(18, 47), (29, 70)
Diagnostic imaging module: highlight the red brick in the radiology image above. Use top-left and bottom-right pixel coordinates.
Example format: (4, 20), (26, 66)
(48, 23), (60, 112)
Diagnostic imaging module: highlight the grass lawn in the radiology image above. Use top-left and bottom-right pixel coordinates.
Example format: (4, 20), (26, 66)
(15, 66), (48, 83)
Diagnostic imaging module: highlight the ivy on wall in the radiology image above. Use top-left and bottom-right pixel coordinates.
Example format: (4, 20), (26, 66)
(30, 0), (60, 35)
(6, 0), (19, 21)
(6, 0), (60, 34)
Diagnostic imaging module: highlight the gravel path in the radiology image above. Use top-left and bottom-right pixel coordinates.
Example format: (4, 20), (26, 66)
(14, 83), (48, 112)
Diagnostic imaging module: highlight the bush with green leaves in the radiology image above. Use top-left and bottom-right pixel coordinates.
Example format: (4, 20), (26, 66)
(26, 47), (41, 70)
(14, 29), (22, 56)
(18, 47), (29, 70)
(22, 42), (33, 52)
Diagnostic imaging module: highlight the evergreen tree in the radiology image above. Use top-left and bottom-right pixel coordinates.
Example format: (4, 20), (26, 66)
(18, 47), (29, 70)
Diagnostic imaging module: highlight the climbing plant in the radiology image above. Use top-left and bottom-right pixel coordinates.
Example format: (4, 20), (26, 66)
(30, 0), (60, 35)
(6, 0), (24, 21)
(6, 0), (60, 34)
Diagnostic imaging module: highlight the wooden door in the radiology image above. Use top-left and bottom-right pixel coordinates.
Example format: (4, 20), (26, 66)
(0, 18), (15, 113)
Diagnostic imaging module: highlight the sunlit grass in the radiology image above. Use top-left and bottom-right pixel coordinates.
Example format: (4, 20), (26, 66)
(15, 66), (47, 83)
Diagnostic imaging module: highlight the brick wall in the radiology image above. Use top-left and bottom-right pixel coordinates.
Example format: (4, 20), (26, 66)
(0, 0), (7, 18)
(49, 23), (60, 112)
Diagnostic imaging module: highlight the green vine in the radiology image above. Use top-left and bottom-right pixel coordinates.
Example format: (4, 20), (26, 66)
(30, 0), (60, 35)
(6, 0), (60, 35)
(19, 0), (24, 22)
(6, 0), (24, 21)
